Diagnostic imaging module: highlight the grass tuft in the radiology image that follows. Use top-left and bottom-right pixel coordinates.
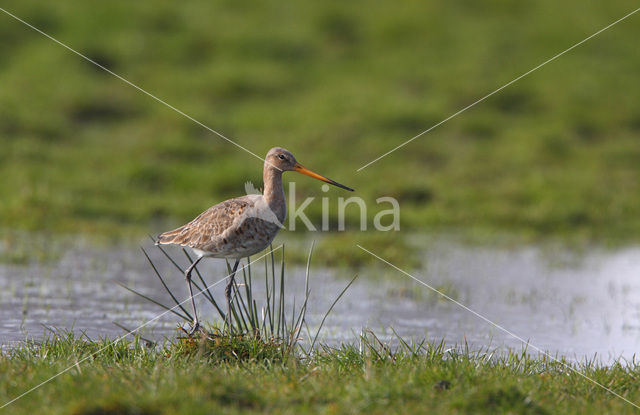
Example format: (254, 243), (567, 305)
(170, 330), (288, 364)
(120, 241), (356, 360)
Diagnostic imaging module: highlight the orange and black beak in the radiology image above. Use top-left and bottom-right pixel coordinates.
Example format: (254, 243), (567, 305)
(294, 163), (354, 191)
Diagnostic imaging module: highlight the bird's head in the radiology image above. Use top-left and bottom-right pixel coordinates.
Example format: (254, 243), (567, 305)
(266, 147), (353, 191)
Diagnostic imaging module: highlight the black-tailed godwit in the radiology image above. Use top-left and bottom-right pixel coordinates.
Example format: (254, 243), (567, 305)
(156, 147), (353, 333)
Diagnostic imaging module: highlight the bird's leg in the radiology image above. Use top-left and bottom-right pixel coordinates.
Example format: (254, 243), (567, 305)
(185, 256), (203, 335)
(224, 259), (241, 335)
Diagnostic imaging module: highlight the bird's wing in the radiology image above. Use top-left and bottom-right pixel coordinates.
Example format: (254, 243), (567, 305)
(244, 181), (262, 195)
(156, 195), (258, 249)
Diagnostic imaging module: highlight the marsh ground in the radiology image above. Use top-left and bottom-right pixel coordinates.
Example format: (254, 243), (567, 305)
(2, 236), (640, 365)
(2, 334), (640, 415)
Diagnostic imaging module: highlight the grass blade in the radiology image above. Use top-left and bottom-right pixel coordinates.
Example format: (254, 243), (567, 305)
(117, 282), (191, 322)
(310, 275), (358, 351)
(140, 247), (192, 320)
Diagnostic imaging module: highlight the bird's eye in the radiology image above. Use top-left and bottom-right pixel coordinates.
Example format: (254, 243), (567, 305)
(278, 154), (286, 160)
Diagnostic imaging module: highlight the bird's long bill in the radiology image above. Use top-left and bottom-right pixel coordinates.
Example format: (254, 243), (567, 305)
(294, 163), (354, 191)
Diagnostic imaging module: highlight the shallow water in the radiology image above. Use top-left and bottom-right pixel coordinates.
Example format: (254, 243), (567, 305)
(1, 237), (639, 364)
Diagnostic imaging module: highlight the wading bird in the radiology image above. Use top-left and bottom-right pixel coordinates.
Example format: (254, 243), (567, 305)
(156, 147), (353, 333)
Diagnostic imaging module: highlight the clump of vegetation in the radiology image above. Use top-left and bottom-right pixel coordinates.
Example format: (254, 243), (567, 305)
(170, 331), (289, 364)
(120, 242), (355, 361)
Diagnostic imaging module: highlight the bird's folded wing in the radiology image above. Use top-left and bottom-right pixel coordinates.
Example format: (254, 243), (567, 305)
(156, 196), (256, 249)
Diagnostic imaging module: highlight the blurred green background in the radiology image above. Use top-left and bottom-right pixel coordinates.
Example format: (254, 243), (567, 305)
(1, 0), (639, 248)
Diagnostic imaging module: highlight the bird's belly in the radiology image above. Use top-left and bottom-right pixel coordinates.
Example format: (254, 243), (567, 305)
(199, 218), (281, 259)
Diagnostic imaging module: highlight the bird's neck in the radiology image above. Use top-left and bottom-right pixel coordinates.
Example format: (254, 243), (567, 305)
(263, 165), (286, 221)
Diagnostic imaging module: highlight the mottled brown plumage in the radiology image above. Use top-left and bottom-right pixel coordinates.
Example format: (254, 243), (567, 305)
(157, 195), (282, 259)
(155, 147), (353, 334)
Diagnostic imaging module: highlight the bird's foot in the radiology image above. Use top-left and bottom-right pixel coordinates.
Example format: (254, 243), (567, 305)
(188, 321), (200, 336)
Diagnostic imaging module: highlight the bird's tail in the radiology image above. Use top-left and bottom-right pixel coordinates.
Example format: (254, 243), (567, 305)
(155, 225), (189, 246)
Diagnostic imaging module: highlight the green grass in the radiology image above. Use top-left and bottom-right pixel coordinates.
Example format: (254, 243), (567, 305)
(2, 332), (640, 414)
(1, 1), (640, 245)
